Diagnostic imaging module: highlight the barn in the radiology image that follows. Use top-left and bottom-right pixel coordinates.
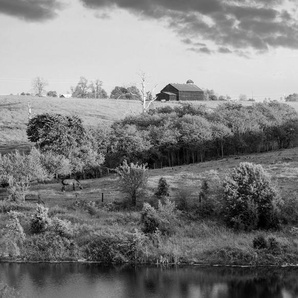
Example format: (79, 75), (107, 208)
(156, 80), (204, 101)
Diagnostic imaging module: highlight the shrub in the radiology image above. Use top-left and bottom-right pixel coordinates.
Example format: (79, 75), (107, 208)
(141, 198), (177, 235)
(23, 231), (79, 261)
(222, 162), (282, 231)
(0, 200), (35, 213)
(30, 205), (51, 234)
(175, 187), (193, 211)
(6, 177), (29, 203)
(116, 160), (148, 206)
(155, 177), (170, 199)
(49, 217), (73, 238)
(279, 193), (298, 224)
(268, 236), (280, 251)
(0, 212), (25, 258)
(253, 235), (268, 249)
(197, 180), (216, 218)
(84, 231), (140, 263)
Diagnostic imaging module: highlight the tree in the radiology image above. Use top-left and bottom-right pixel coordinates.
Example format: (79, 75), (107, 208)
(116, 160), (148, 206)
(126, 86), (142, 100)
(89, 79), (108, 98)
(32, 77), (48, 97)
(222, 162), (282, 231)
(110, 86), (128, 99)
(203, 89), (216, 101)
(139, 72), (158, 113)
(155, 177), (170, 199)
(239, 94), (247, 101)
(47, 90), (57, 97)
(27, 113), (87, 156)
(285, 93), (298, 102)
(72, 76), (89, 98)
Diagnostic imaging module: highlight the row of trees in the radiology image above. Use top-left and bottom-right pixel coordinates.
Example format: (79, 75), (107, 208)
(21, 101), (298, 175)
(97, 101), (298, 168)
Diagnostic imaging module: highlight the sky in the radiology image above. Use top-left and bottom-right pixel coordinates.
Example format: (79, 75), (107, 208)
(1, 0), (298, 100)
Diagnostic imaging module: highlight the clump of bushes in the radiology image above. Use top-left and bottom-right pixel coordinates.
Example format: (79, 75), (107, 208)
(253, 235), (281, 253)
(23, 231), (79, 261)
(0, 212), (25, 258)
(83, 230), (146, 263)
(141, 198), (178, 235)
(30, 205), (51, 234)
(222, 162), (282, 231)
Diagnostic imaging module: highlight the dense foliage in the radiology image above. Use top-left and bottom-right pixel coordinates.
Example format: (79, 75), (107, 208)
(27, 113), (105, 178)
(116, 160), (148, 206)
(222, 162), (282, 231)
(99, 101), (298, 168)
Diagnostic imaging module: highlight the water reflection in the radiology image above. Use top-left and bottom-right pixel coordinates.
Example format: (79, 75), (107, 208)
(0, 263), (298, 298)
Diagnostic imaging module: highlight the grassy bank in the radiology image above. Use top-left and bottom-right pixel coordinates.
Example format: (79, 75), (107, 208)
(1, 147), (298, 266)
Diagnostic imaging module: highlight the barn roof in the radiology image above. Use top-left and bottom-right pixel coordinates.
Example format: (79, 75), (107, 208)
(169, 83), (203, 92)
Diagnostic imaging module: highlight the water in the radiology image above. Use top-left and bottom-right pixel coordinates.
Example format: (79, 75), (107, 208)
(1, 263), (298, 298)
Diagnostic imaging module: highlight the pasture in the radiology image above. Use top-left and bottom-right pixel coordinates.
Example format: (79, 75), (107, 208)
(2, 94), (295, 148)
(1, 146), (297, 209)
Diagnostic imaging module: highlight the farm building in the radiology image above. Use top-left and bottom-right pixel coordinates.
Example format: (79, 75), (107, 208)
(156, 80), (204, 101)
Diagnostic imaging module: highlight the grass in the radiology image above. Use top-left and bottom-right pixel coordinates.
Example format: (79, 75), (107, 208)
(3, 94), (298, 148)
(1, 147), (298, 265)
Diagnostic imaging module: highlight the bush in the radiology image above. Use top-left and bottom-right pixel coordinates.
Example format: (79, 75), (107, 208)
(49, 217), (73, 238)
(253, 235), (268, 249)
(175, 187), (193, 211)
(84, 231), (141, 263)
(30, 205), (51, 234)
(222, 162), (282, 231)
(279, 194), (298, 224)
(155, 177), (170, 199)
(141, 198), (177, 235)
(23, 231), (79, 261)
(0, 212), (25, 258)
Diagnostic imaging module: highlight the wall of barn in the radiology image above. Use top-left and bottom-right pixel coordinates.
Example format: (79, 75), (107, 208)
(178, 91), (204, 101)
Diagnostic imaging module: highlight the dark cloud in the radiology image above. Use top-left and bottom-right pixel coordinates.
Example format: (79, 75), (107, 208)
(79, 0), (298, 54)
(218, 47), (232, 54)
(188, 46), (212, 54)
(0, 0), (63, 21)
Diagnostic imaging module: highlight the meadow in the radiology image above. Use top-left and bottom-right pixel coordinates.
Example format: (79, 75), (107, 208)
(1, 95), (298, 266)
(1, 94), (290, 147)
(1, 145), (298, 265)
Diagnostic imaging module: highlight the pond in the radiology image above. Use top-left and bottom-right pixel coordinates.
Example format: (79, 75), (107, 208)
(0, 263), (298, 298)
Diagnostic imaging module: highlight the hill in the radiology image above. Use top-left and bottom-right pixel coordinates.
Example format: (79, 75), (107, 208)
(0, 94), (280, 147)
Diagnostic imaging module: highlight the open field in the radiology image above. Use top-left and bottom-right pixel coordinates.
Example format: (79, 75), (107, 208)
(1, 146), (297, 209)
(1, 146), (298, 265)
(3, 94), (297, 148)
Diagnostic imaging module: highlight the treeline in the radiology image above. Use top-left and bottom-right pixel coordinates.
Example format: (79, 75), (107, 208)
(100, 101), (298, 168)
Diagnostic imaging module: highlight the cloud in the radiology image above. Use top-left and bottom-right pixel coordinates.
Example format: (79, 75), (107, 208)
(218, 47), (232, 54)
(188, 46), (213, 54)
(79, 0), (298, 54)
(0, 0), (64, 21)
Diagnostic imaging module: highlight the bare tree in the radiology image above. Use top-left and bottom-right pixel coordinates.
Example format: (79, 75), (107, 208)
(139, 72), (158, 113)
(32, 77), (48, 97)
(94, 79), (103, 99)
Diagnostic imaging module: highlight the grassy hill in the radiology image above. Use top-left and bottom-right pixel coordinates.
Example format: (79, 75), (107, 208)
(1, 94), (282, 146)
(1, 94), (298, 154)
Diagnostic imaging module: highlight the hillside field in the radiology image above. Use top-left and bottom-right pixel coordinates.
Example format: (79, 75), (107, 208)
(3, 94), (296, 149)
